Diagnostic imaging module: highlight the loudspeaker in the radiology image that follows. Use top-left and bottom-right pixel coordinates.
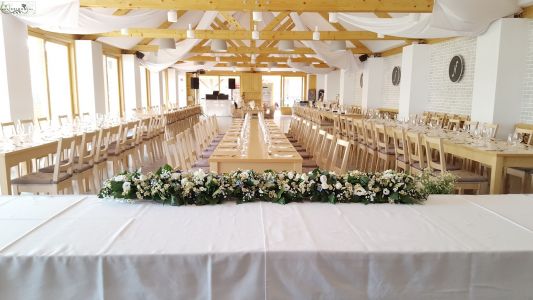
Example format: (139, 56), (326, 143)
(359, 54), (369, 62)
(191, 77), (199, 89)
(135, 51), (145, 59)
(228, 78), (236, 90)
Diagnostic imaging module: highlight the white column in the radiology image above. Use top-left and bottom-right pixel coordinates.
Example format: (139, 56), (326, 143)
(471, 18), (528, 138)
(362, 57), (384, 110)
(121, 54), (141, 116)
(316, 74), (326, 92)
(167, 68), (178, 105)
(324, 70), (340, 102)
(149, 71), (164, 107)
(177, 71), (187, 108)
(398, 44), (431, 120)
(75, 40), (106, 115)
(0, 14), (34, 122)
(340, 69), (357, 106)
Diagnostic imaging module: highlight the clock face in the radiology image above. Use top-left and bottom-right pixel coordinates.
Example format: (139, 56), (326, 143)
(449, 55), (465, 83)
(392, 66), (401, 86)
(360, 73), (363, 88)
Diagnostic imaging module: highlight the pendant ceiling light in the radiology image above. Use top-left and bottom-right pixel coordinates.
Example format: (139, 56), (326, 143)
(159, 38), (176, 50)
(252, 11), (262, 22)
(329, 12), (338, 23)
(278, 40), (295, 51)
(252, 25), (260, 40)
(211, 39), (228, 52)
(167, 10), (178, 23)
(312, 26), (320, 41)
(329, 40), (346, 52)
(186, 24), (195, 39)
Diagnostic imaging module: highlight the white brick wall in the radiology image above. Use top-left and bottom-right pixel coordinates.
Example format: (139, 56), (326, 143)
(427, 37), (477, 115)
(520, 20), (533, 123)
(354, 70), (363, 105)
(381, 54), (402, 108)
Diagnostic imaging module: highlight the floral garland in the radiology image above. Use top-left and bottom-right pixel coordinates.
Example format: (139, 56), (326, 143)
(98, 166), (457, 206)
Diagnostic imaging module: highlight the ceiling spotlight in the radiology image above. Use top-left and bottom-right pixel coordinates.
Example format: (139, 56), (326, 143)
(377, 33), (385, 39)
(167, 10), (178, 23)
(278, 40), (295, 51)
(211, 39), (228, 52)
(159, 38), (176, 50)
(186, 24), (195, 39)
(252, 25), (259, 40)
(329, 12), (338, 23)
(120, 28), (129, 35)
(252, 11), (262, 22)
(329, 40), (346, 52)
(313, 26), (320, 41)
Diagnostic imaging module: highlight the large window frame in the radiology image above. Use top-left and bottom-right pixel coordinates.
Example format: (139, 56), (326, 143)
(102, 51), (125, 117)
(27, 30), (78, 120)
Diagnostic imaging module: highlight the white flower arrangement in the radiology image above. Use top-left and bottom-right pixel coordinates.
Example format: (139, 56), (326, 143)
(98, 165), (455, 206)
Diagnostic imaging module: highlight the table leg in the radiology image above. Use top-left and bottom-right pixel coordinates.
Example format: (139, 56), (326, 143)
(490, 158), (504, 194)
(0, 157), (11, 195)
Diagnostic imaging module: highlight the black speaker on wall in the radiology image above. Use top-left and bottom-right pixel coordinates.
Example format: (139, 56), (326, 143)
(228, 78), (236, 90)
(191, 77), (199, 89)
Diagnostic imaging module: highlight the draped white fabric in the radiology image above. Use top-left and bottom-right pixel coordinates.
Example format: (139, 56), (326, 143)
(290, 12), (362, 73)
(286, 61), (335, 74)
(337, 0), (520, 38)
(1, 195), (533, 299)
(17, 1), (166, 34)
(139, 11), (219, 72)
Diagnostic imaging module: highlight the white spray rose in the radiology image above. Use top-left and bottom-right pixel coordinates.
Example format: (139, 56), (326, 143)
(114, 175), (126, 182)
(320, 175), (327, 184)
(122, 181), (131, 193)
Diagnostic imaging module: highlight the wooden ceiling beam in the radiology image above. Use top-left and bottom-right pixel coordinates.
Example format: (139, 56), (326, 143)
(219, 12), (245, 30)
(374, 12), (392, 18)
(262, 12), (290, 31)
(80, 0), (434, 13)
(185, 55), (322, 63)
(85, 29), (411, 41)
(112, 9), (131, 16)
(135, 11), (186, 46)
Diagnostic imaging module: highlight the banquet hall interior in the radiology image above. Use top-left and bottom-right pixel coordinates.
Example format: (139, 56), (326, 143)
(2, 0), (533, 299)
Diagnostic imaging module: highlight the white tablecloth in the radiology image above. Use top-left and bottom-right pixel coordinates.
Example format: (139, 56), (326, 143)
(1, 195), (533, 299)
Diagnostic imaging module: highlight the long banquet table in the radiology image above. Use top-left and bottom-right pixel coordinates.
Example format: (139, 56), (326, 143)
(1, 195), (533, 299)
(209, 116), (302, 173)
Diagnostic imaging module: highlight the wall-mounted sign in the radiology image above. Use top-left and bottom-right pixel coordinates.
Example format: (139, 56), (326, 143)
(392, 66), (401, 86)
(449, 55), (465, 83)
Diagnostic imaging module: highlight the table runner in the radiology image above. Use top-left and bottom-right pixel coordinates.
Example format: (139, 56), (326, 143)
(1, 195), (533, 299)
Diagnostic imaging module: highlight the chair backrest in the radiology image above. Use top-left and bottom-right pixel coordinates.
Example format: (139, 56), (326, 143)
(447, 119), (461, 131)
(52, 136), (76, 181)
(313, 130), (327, 157)
(18, 119), (34, 134)
(374, 123), (392, 153)
(514, 127), (533, 145)
(1, 121), (16, 137)
(36, 117), (50, 130)
(77, 130), (98, 166)
(318, 133), (337, 170)
(424, 135), (447, 174)
(481, 123), (498, 138)
(363, 121), (375, 148)
(58, 115), (69, 126)
(405, 131), (425, 169)
(392, 127), (408, 159)
(330, 138), (351, 174)
(94, 127), (111, 163)
(163, 136), (183, 170)
(463, 120), (478, 133)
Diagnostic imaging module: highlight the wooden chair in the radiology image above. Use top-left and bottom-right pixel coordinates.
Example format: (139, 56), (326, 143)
(446, 119), (461, 131)
(424, 136), (488, 194)
(481, 123), (498, 138)
(72, 131), (97, 193)
(317, 133), (336, 170)
(362, 121), (377, 172)
(93, 127), (111, 190)
(329, 138), (351, 174)
(392, 127), (409, 172)
(11, 137), (75, 195)
(374, 124), (395, 171)
(405, 131), (425, 175)
(17, 119), (34, 133)
(1, 121), (16, 137)
(504, 127), (533, 193)
(353, 119), (367, 170)
(58, 115), (69, 126)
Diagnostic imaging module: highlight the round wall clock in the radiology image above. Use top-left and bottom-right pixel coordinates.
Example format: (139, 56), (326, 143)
(360, 73), (363, 88)
(449, 55), (465, 83)
(392, 66), (401, 86)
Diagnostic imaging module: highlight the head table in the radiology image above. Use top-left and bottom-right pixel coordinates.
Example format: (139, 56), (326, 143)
(1, 195), (532, 299)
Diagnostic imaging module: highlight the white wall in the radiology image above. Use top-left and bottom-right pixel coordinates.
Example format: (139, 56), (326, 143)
(324, 70), (340, 102)
(426, 37), (477, 115)
(381, 53), (402, 109)
(316, 74), (326, 93)
(121, 54), (141, 116)
(340, 69), (357, 106)
(399, 44), (431, 120)
(168, 68), (178, 105)
(520, 20), (533, 123)
(362, 57), (384, 109)
(177, 71), (187, 107)
(0, 14), (34, 122)
(149, 71), (163, 107)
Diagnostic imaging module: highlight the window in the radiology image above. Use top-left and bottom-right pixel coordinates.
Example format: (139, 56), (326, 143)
(282, 76), (304, 107)
(102, 55), (121, 116)
(27, 36), (74, 119)
(262, 75), (281, 107)
(139, 66), (149, 109)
